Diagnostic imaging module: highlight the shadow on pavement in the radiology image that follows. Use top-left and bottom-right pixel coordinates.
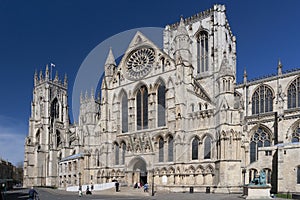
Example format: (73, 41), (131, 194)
(2, 188), (28, 200)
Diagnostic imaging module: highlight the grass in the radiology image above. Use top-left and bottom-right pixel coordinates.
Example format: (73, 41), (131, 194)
(276, 193), (292, 199)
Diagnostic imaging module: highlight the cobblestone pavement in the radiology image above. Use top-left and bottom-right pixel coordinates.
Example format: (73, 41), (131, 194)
(3, 187), (289, 200)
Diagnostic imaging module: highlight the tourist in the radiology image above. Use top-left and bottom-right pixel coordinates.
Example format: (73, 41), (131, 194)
(28, 186), (38, 200)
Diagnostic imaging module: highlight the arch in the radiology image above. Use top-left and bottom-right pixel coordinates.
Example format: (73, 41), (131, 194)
(133, 81), (149, 95)
(196, 165), (204, 174)
(51, 98), (60, 120)
(251, 84), (274, 115)
(167, 166), (175, 174)
(196, 30), (209, 74)
(121, 141), (126, 165)
(35, 129), (40, 145)
(287, 76), (300, 109)
(192, 137), (200, 160)
(167, 135), (174, 162)
(120, 90), (128, 133)
(203, 135), (212, 159)
(249, 126), (272, 163)
(157, 79), (166, 127)
(200, 133), (214, 142)
(128, 156), (147, 171)
(188, 165), (195, 173)
(56, 130), (61, 148)
(114, 142), (120, 165)
(154, 77), (166, 89)
(158, 136), (164, 162)
(128, 156), (148, 185)
(286, 119), (300, 141)
(136, 84), (148, 130)
(204, 164), (214, 174)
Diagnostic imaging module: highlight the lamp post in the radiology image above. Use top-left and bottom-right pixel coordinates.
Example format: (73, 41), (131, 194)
(78, 172), (82, 191)
(151, 170), (155, 196)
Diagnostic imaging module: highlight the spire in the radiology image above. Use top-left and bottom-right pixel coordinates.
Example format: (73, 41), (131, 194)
(39, 70), (43, 82)
(176, 16), (188, 36)
(243, 68), (247, 84)
(54, 71), (59, 81)
(85, 90), (88, 100)
(64, 74), (68, 87)
(277, 59), (282, 75)
(105, 47), (116, 66)
(34, 70), (38, 86)
(80, 91), (83, 103)
(45, 64), (49, 80)
(91, 88), (94, 100)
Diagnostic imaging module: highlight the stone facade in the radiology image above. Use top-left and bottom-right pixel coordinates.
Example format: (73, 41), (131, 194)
(24, 4), (300, 193)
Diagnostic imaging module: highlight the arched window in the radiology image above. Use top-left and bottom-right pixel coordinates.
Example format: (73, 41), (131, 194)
(252, 85), (273, 115)
(121, 142), (126, 165)
(288, 77), (300, 108)
(197, 31), (209, 74)
(56, 130), (61, 148)
(114, 143), (119, 165)
(159, 137), (164, 162)
(161, 57), (165, 72)
(136, 85), (148, 130)
(250, 127), (271, 163)
(199, 103), (202, 110)
(157, 83), (166, 127)
(121, 93), (128, 133)
(168, 136), (174, 162)
(36, 130), (40, 145)
(292, 126), (300, 143)
(51, 98), (60, 120)
(192, 137), (199, 160)
(204, 136), (212, 159)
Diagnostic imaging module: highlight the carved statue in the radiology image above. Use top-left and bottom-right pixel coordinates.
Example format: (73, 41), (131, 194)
(249, 170), (267, 186)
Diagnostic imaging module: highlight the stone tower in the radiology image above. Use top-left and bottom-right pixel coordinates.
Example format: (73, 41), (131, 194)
(24, 66), (69, 187)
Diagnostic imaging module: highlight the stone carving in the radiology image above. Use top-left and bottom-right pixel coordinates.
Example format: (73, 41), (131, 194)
(249, 170), (266, 186)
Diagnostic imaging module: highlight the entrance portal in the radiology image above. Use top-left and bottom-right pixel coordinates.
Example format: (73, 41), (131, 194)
(131, 157), (147, 186)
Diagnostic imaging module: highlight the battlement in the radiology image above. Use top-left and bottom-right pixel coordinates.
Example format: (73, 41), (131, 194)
(34, 64), (67, 88)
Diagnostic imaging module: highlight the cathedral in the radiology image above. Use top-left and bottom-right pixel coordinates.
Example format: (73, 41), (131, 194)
(24, 4), (300, 193)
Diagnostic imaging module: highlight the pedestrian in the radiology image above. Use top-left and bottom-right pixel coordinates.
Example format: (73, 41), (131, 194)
(28, 186), (38, 200)
(143, 183), (149, 192)
(115, 181), (119, 192)
(78, 187), (82, 197)
(91, 184), (94, 191)
(86, 186), (92, 195)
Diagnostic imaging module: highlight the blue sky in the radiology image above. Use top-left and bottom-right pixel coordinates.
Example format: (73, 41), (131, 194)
(0, 0), (300, 165)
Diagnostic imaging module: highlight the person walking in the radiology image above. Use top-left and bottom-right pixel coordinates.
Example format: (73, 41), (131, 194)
(28, 186), (38, 200)
(115, 181), (120, 192)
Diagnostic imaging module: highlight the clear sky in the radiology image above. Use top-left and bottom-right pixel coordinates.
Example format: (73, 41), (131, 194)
(1, 0), (300, 165)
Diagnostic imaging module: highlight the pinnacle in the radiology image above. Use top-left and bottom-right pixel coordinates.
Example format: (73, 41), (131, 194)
(175, 16), (188, 37)
(105, 47), (116, 66)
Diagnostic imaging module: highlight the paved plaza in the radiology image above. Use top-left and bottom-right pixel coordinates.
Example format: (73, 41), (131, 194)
(2, 187), (289, 200)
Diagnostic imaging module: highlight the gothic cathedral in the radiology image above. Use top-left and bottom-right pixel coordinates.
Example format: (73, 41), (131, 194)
(24, 4), (300, 193)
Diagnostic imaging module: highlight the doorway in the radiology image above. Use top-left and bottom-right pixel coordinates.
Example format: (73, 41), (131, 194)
(131, 157), (147, 186)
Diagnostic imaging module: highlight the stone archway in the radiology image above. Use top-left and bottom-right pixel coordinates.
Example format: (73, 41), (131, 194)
(128, 157), (147, 186)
